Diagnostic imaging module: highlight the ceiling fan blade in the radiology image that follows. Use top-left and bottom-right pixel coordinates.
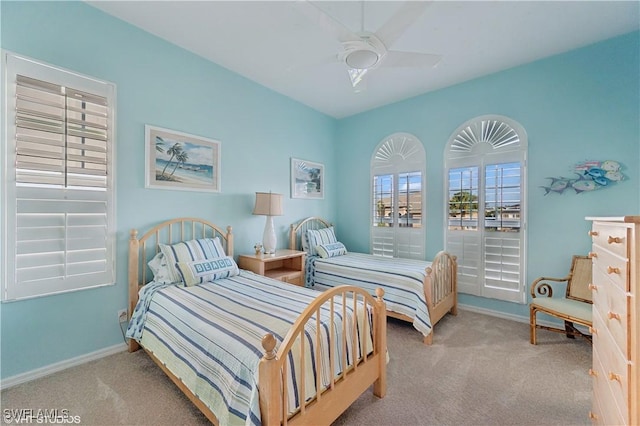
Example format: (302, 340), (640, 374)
(294, 1), (361, 43)
(375, 1), (432, 48)
(382, 51), (442, 68)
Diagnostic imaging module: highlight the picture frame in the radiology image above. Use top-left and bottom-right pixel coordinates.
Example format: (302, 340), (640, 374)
(145, 125), (221, 192)
(291, 157), (324, 199)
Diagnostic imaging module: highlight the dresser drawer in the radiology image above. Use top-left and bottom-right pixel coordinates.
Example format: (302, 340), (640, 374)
(592, 310), (630, 423)
(591, 277), (630, 356)
(589, 393), (604, 426)
(592, 348), (627, 426)
(590, 223), (628, 259)
(592, 380), (626, 426)
(591, 245), (629, 292)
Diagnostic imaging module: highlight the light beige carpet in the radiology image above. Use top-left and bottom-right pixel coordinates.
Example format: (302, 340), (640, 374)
(1, 310), (591, 425)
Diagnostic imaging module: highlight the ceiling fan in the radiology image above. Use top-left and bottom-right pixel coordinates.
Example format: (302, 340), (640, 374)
(295, 1), (442, 92)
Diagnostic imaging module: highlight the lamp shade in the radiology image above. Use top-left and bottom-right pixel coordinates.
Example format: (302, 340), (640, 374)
(252, 192), (284, 216)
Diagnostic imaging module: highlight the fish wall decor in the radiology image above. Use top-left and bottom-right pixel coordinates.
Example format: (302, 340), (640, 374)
(541, 160), (625, 195)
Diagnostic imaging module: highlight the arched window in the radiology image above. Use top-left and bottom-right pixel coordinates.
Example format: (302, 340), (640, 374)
(444, 115), (528, 303)
(371, 133), (426, 260)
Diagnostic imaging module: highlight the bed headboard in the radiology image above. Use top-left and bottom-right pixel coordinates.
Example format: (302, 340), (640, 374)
(289, 216), (332, 251)
(128, 217), (233, 318)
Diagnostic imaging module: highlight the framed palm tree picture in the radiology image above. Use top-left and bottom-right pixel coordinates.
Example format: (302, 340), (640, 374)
(145, 125), (221, 192)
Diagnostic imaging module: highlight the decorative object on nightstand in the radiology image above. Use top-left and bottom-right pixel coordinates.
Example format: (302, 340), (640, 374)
(253, 242), (263, 255)
(238, 249), (306, 286)
(252, 191), (283, 254)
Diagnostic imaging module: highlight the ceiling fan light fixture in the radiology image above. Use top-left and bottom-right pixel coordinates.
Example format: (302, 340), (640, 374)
(345, 49), (380, 69)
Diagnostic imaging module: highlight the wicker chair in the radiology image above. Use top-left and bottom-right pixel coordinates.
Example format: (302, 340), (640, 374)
(529, 255), (593, 345)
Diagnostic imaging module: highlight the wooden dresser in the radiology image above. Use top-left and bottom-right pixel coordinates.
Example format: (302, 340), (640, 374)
(586, 216), (639, 425)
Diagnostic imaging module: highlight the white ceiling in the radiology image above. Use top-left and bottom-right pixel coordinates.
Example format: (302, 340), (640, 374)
(88, 1), (639, 119)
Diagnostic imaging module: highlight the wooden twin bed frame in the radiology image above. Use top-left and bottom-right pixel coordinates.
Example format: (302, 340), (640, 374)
(128, 217), (387, 425)
(290, 216), (458, 345)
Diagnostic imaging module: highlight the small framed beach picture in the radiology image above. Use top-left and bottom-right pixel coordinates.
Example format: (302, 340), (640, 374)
(145, 125), (221, 192)
(291, 157), (324, 199)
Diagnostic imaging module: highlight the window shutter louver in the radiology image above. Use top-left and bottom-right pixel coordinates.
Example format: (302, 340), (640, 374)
(3, 53), (115, 301)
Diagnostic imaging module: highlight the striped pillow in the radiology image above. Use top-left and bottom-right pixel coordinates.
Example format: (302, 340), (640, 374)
(316, 242), (347, 258)
(306, 227), (337, 257)
(175, 256), (239, 286)
(159, 237), (227, 284)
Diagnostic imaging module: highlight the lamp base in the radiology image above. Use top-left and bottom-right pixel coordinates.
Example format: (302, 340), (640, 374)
(262, 215), (277, 254)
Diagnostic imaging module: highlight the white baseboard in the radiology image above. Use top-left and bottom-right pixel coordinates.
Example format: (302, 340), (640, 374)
(1, 342), (127, 390)
(458, 302), (586, 331)
(458, 302), (530, 324)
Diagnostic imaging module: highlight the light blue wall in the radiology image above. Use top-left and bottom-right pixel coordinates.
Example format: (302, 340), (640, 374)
(0, 1), (337, 379)
(335, 31), (640, 317)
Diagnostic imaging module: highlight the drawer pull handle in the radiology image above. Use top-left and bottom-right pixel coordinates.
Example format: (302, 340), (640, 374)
(589, 326), (597, 335)
(608, 372), (621, 382)
(588, 368), (598, 377)
(607, 311), (621, 321)
(607, 266), (620, 275)
(588, 283), (597, 292)
(589, 411), (598, 421)
(588, 251), (597, 258)
(588, 230), (599, 237)
(607, 236), (622, 244)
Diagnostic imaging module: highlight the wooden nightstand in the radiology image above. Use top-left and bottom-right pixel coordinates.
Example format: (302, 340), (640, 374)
(238, 249), (306, 286)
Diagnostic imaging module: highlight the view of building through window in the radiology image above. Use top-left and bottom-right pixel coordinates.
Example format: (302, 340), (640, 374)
(373, 171), (422, 228)
(448, 162), (521, 232)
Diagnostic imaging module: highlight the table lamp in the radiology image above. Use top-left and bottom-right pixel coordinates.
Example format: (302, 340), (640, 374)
(252, 192), (283, 254)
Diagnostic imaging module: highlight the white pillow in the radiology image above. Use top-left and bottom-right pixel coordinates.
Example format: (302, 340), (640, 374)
(306, 227), (337, 257)
(147, 252), (174, 284)
(147, 252), (164, 276)
(316, 242), (347, 258)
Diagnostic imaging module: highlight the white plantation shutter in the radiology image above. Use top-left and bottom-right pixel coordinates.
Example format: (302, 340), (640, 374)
(371, 133), (425, 260)
(446, 231), (481, 295)
(444, 115), (527, 303)
(2, 52), (116, 301)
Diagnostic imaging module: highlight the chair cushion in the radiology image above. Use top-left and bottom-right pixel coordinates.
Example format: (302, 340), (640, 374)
(531, 297), (592, 323)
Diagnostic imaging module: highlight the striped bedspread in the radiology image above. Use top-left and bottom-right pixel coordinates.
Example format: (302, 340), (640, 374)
(126, 271), (370, 426)
(308, 252), (432, 337)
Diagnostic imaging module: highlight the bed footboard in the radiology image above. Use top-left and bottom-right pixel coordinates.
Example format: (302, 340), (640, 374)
(422, 251), (458, 344)
(259, 286), (387, 426)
